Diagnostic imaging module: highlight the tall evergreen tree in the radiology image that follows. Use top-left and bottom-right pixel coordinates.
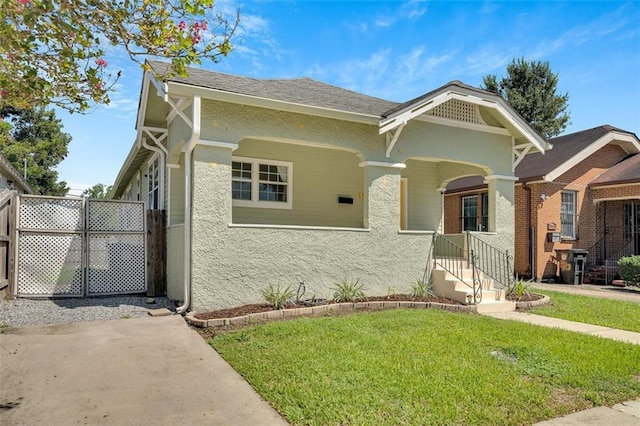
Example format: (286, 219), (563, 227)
(0, 106), (71, 195)
(482, 58), (570, 138)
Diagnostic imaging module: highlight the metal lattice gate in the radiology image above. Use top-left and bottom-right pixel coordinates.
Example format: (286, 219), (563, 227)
(15, 195), (146, 297)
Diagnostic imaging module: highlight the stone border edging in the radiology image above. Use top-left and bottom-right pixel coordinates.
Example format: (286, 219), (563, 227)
(515, 294), (550, 309)
(185, 301), (477, 328)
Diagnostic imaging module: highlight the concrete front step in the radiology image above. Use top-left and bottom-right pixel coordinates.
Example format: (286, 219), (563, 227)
(476, 300), (516, 314)
(431, 265), (513, 312)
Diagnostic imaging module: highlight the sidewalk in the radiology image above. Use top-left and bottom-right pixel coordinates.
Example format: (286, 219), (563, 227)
(483, 309), (640, 425)
(484, 311), (640, 345)
(531, 282), (640, 303)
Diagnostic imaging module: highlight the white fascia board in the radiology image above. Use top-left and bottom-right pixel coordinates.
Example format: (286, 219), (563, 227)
(166, 82), (380, 126)
(592, 193), (640, 203)
(379, 88), (548, 154)
(379, 92), (451, 134)
(546, 133), (640, 182)
(416, 114), (511, 136)
(358, 161), (406, 169)
(484, 175), (518, 182)
(111, 138), (142, 198)
(198, 139), (239, 150)
(609, 132), (640, 153)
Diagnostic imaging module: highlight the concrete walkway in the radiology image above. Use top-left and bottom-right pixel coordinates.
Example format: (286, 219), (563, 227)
(531, 282), (640, 303)
(485, 311), (640, 345)
(0, 315), (288, 426)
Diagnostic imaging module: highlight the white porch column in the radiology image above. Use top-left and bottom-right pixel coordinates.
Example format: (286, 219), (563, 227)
(359, 161), (406, 232)
(485, 174), (517, 253)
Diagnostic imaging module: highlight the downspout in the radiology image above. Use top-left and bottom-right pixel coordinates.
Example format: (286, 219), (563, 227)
(176, 95), (201, 315)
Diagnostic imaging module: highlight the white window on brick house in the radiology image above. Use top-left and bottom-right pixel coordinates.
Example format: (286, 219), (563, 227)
(561, 190), (577, 238)
(232, 157), (292, 209)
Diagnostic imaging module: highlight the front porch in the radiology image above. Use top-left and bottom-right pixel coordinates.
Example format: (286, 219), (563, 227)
(585, 198), (640, 284)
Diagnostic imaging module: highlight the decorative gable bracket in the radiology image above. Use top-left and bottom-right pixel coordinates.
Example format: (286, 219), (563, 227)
(513, 141), (532, 172)
(385, 123), (406, 158)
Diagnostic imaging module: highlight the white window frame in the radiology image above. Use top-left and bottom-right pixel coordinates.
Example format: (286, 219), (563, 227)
(461, 195), (479, 231)
(231, 156), (293, 209)
(561, 190), (577, 239)
(147, 154), (160, 210)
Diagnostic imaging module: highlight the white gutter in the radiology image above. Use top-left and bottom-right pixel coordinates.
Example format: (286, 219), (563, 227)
(176, 94), (201, 315)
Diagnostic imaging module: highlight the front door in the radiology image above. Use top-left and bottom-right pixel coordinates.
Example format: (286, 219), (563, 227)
(626, 201), (640, 254)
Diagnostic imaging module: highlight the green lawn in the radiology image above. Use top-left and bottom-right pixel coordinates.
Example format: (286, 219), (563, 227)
(209, 309), (640, 425)
(530, 290), (640, 333)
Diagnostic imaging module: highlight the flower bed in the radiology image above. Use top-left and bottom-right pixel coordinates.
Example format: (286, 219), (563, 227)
(186, 295), (472, 328)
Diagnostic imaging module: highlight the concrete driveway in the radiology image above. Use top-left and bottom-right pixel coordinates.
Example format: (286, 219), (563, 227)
(0, 315), (288, 426)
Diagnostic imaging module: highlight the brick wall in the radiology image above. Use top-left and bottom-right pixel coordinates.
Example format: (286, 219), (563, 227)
(444, 144), (638, 281)
(525, 144), (629, 279)
(443, 189), (488, 234)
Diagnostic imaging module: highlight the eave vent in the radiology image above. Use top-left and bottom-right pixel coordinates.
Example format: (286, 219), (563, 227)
(426, 98), (486, 125)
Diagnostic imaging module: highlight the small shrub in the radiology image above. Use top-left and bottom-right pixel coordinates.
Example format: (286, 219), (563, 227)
(386, 286), (396, 299)
(410, 278), (433, 298)
(508, 279), (531, 301)
(618, 255), (640, 286)
(332, 278), (365, 302)
(261, 284), (295, 309)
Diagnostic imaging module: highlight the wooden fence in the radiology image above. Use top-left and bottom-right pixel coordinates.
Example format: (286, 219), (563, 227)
(146, 209), (166, 297)
(0, 190), (17, 295)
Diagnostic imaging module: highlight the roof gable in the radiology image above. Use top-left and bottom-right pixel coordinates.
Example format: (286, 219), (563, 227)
(517, 125), (640, 182)
(378, 80), (549, 155)
(590, 154), (640, 187)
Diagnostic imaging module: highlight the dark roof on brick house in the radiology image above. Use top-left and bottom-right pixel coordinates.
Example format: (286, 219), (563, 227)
(515, 125), (634, 181)
(446, 125), (640, 193)
(589, 154), (640, 187)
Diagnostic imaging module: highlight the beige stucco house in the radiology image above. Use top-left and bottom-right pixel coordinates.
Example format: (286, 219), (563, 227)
(111, 61), (548, 313)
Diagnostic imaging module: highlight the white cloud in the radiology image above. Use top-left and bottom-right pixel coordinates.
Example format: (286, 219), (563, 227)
(209, 0), (282, 73)
(306, 47), (454, 101)
(360, 0), (429, 30)
(528, 3), (636, 59)
(458, 47), (514, 76)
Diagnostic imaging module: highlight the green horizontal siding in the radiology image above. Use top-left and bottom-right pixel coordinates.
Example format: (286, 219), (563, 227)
(232, 139), (364, 228)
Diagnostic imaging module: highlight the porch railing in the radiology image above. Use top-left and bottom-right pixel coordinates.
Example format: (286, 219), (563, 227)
(432, 232), (482, 304)
(465, 232), (515, 292)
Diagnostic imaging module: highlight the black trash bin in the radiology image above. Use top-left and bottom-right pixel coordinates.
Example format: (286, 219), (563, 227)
(556, 249), (589, 285)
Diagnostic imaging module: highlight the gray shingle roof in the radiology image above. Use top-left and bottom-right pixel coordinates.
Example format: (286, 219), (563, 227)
(383, 80), (499, 118)
(446, 125), (639, 192)
(148, 60), (399, 117)
(514, 125), (612, 181)
(590, 154), (640, 186)
(0, 151), (34, 194)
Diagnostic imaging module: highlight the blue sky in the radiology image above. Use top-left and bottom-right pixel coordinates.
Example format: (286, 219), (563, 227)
(56, 0), (640, 195)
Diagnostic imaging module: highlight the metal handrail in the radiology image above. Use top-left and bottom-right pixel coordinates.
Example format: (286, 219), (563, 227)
(466, 232), (514, 292)
(433, 232), (481, 304)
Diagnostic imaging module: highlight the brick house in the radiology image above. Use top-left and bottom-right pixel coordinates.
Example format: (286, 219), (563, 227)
(444, 125), (640, 281)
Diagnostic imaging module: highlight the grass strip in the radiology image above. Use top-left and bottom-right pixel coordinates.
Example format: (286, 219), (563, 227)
(531, 289), (640, 333)
(209, 309), (640, 425)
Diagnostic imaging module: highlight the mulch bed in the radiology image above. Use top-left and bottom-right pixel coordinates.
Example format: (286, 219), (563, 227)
(506, 292), (545, 303)
(194, 294), (462, 320)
